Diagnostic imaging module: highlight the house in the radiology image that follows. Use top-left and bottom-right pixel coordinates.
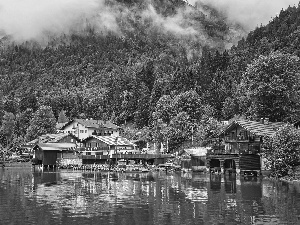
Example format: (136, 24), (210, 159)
(80, 135), (138, 164)
(207, 119), (285, 175)
(59, 119), (121, 140)
(79, 135), (172, 165)
(33, 143), (78, 167)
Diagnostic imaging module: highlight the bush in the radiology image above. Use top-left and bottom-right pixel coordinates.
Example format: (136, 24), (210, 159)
(262, 124), (300, 178)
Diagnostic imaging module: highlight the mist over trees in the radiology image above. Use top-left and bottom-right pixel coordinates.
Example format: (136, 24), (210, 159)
(1, 0), (300, 152)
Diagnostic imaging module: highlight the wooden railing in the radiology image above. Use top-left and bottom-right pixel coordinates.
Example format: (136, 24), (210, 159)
(207, 149), (259, 155)
(81, 153), (171, 160)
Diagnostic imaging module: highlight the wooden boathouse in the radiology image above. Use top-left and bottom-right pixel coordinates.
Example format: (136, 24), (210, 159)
(207, 119), (285, 175)
(181, 147), (208, 172)
(33, 143), (77, 167)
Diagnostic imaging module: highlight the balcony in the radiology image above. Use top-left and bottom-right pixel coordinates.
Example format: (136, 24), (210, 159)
(207, 149), (238, 155)
(224, 136), (258, 143)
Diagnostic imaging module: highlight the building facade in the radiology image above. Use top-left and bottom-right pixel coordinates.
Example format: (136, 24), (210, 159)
(59, 119), (121, 140)
(207, 119), (285, 175)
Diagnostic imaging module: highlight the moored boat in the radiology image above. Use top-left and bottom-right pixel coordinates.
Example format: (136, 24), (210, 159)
(125, 164), (150, 173)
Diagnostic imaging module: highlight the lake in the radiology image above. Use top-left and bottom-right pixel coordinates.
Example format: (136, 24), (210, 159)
(1, 167), (300, 225)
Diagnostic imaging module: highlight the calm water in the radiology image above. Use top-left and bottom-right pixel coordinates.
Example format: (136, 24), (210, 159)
(1, 168), (300, 225)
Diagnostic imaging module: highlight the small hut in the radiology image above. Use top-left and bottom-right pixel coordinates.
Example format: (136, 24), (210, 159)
(181, 147), (209, 172)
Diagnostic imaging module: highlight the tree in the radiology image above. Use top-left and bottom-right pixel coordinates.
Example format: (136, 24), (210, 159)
(19, 92), (38, 112)
(57, 110), (68, 123)
(134, 83), (151, 128)
(15, 108), (33, 137)
(3, 93), (19, 115)
(194, 117), (224, 147)
(262, 124), (300, 178)
(222, 97), (239, 120)
(237, 51), (300, 122)
(152, 95), (175, 124)
(26, 105), (57, 141)
(0, 112), (16, 149)
(173, 90), (203, 121)
(167, 112), (192, 152)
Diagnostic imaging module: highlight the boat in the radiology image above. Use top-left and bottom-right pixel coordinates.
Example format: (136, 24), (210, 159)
(125, 164), (149, 173)
(157, 163), (181, 171)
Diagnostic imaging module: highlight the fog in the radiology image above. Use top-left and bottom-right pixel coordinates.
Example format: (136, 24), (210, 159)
(0, 0), (104, 41)
(1, 0), (297, 43)
(187, 0), (299, 31)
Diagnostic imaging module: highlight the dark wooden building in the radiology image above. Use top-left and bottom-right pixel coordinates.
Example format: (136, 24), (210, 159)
(207, 119), (285, 175)
(181, 148), (208, 172)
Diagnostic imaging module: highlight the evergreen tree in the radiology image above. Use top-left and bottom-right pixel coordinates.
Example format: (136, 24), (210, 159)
(0, 112), (16, 149)
(57, 110), (68, 123)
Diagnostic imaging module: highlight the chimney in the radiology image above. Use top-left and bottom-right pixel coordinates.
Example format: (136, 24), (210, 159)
(260, 118), (264, 124)
(264, 118), (269, 125)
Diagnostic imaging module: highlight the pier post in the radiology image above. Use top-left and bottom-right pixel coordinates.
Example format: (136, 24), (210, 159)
(220, 159), (224, 174)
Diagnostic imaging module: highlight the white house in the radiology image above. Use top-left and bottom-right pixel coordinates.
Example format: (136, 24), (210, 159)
(59, 119), (121, 140)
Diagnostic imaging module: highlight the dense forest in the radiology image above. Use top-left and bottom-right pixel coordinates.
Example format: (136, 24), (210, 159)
(1, 0), (300, 152)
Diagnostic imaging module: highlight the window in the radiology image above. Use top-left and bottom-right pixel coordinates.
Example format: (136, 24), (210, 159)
(85, 130), (87, 133)
(80, 130), (84, 133)
(71, 139), (73, 143)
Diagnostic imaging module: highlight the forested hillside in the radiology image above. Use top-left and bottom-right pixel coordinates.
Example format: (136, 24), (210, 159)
(1, 0), (300, 152)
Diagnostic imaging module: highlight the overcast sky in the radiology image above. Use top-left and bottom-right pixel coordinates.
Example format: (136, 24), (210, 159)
(0, 0), (299, 42)
(187, 0), (299, 31)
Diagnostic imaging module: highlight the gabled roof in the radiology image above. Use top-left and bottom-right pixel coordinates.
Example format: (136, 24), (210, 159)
(26, 133), (80, 146)
(33, 143), (77, 151)
(223, 120), (286, 137)
(84, 135), (136, 146)
(184, 147), (209, 157)
(60, 119), (120, 130)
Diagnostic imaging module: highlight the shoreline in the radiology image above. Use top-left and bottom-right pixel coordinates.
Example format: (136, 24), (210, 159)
(2, 161), (32, 168)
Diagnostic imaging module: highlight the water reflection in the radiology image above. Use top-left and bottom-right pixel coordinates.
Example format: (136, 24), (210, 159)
(1, 168), (300, 224)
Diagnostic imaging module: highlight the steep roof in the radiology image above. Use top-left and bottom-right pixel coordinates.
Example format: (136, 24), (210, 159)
(34, 143), (77, 151)
(60, 119), (120, 130)
(85, 135), (136, 146)
(224, 120), (286, 137)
